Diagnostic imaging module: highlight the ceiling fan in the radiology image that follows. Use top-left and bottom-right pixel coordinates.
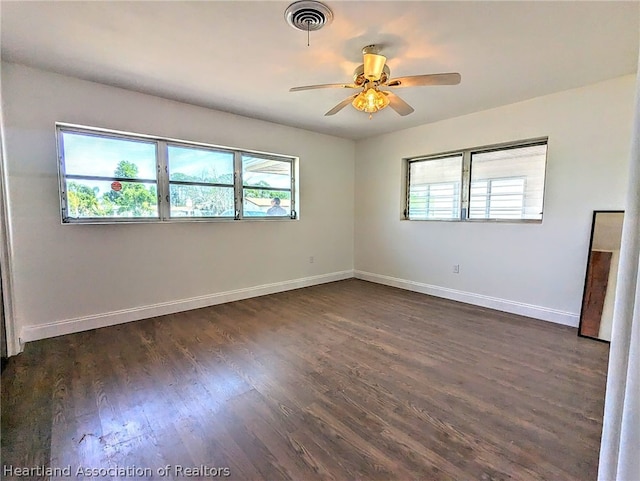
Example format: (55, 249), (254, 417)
(290, 45), (461, 119)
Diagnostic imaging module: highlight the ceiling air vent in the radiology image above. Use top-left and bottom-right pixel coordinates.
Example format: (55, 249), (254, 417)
(284, 0), (333, 32)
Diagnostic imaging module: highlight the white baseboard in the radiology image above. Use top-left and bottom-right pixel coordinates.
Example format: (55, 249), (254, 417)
(354, 270), (579, 327)
(20, 270), (354, 343)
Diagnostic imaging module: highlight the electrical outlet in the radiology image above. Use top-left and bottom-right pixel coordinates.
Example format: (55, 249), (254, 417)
(453, 264), (460, 274)
(309, 256), (314, 264)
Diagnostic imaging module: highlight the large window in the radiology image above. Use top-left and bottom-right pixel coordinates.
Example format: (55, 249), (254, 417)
(406, 139), (547, 222)
(57, 124), (297, 223)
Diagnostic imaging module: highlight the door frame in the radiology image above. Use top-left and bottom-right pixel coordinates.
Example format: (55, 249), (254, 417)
(0, 103), (19, 357)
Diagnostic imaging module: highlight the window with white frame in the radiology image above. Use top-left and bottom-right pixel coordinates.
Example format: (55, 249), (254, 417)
(57, 124), (297, 223)
(405, 140), (547, 222)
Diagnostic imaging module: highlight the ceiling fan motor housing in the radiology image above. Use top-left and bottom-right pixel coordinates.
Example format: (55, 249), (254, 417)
(353, 64), (391, 86)
(284, 1), (333, 31)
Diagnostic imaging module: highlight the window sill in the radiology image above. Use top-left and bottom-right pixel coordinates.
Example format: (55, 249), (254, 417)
(402, 217), (543, 224)
(61, 217), (298, 225)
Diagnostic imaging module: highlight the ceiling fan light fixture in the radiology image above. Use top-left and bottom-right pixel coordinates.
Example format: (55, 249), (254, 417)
(352, 88), (389, 116)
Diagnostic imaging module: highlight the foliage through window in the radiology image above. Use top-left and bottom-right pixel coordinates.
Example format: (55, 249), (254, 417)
(61, 132), (159, 219)
(406, 140), (547, 222)
(168, 145), (235, 218)
(57, 125), (296, 223)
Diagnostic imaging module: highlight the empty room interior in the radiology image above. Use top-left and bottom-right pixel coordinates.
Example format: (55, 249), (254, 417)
(2, 1), (640, 480)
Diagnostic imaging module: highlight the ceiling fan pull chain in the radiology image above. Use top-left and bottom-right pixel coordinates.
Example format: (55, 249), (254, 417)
(307, 19), (310, 46)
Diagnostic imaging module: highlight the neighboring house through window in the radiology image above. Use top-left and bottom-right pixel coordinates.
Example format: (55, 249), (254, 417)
(406, 140), (547, 222)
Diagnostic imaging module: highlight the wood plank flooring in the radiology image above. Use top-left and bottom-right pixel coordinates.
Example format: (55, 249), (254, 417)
(2, 279), (609, 480)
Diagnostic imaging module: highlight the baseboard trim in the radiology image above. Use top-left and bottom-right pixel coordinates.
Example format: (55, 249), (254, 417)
(20, 270), (354, 342)
(354, 270), (579, 327)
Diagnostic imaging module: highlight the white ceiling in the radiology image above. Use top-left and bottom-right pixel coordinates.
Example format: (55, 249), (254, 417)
(1, 1), (638, 140)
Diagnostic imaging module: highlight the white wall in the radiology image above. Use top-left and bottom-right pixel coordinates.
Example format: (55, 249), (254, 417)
(1, 63), (355, 348)
(354, 75), (634, 326)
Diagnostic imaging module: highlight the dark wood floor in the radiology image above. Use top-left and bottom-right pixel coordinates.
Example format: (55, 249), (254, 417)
(2, 279), (609, 481)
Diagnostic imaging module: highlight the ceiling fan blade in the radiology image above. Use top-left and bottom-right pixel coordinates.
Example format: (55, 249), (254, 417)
(383, 91), (415, 116)
(386, 73), (461, 88)
(290, 83), (358, 92)
(363, 53), (387, 81)
(325, 94), (359, 116)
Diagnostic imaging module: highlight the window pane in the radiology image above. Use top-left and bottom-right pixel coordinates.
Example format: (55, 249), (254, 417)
(168, 145), (234, 184)
(242, 155), (292, 189)
(65, 179), (158, 218)
(62, 132), (156, 180)
(408, 155), (462, 219)
(470, 144), (546, 220)
(169, 184), (234, 217)
(243, 189), (291, 217)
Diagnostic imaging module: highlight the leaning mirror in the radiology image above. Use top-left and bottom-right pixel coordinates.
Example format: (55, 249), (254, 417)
(578, 211), (624, 341)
